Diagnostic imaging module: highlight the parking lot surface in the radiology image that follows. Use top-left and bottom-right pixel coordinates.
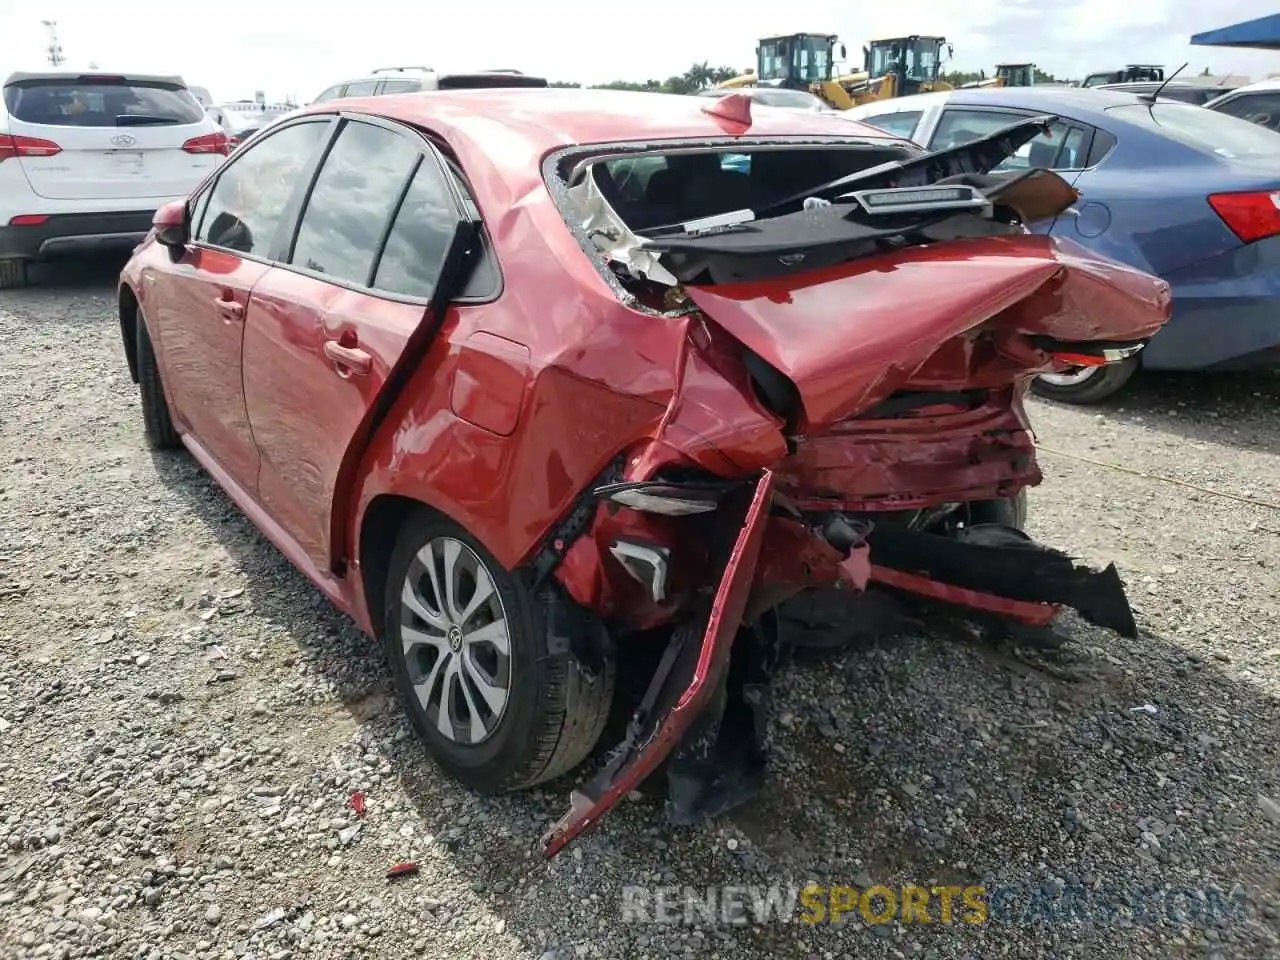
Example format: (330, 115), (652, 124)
(1, 259), (1278, 959)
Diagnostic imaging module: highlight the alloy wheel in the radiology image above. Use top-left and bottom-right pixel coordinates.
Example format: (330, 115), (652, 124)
(1037, 366), (1101, 388)
(399, 536), (512, 745)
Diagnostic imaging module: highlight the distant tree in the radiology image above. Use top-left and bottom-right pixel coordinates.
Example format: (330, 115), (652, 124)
(590, 63), (738, 95)
(548, 80), (581, 88)
(592, 78), (663, 92)
(942, 66), (1059, 86)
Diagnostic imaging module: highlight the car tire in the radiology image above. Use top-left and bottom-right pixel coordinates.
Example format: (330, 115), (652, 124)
(1031, 358), (1138, 404)
(0, 259), (28, 290)
(135, 310), (181, 450)
(967, 488), (1028, 529)
(383, 511), (615, 793)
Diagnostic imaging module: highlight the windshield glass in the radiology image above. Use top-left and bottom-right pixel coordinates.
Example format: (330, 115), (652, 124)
(908, 39), (940, 82)
(753, 88), (823, 109)
(217, 103), (290, 133)
(868, 39), (940, 82)
(757, 36), (831, 84)
(1109, 101), (1280, 159)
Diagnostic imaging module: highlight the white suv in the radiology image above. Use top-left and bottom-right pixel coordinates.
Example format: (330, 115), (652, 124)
(309, 66), (548, 103)
(0, 70), (229, 289)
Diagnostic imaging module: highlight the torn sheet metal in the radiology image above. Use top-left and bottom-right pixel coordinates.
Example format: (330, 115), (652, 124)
(541, 470), (775, 857)
(567, 171), (678, 285)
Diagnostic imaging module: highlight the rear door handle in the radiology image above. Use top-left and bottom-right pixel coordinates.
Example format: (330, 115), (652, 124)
(323, 340), (372, 377)
(215, 297), (244, 321)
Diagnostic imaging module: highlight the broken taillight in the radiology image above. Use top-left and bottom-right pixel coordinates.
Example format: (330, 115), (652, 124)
(1028, 336), (1146, 368)
(0, 134), (62, 163)
(1208, 190), (1280, 243)
(594, 480), (734, 516)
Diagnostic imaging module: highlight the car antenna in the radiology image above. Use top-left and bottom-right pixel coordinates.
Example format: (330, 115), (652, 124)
(1141, 62), (1189, 103)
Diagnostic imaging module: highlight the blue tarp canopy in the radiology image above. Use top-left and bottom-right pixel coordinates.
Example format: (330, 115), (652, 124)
(1192, 14), (1280, 50)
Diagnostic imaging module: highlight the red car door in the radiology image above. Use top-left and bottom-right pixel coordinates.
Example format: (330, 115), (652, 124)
(148, 118), (333, 484)
(243, 117), (472, 570)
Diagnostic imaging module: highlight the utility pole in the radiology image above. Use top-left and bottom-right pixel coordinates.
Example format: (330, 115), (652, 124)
(41, 20), (65, 67)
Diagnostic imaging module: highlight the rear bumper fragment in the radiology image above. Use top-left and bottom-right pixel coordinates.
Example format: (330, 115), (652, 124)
(866, 521), (1138, 637)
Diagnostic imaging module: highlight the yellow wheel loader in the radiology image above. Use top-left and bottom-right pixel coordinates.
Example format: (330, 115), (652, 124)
(960, 63), (1037, 89)
(715, 33), (953, 110)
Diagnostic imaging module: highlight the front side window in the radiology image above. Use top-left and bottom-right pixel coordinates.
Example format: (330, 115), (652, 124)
(343, 80), (379, 97)
(312, 85), (343, 104)
(196, 120), (330, 256)
(379, 80), (422, 95)
(289, 121), (422, 285)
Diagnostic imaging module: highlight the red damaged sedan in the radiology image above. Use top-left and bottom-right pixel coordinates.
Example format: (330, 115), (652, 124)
(117, 88), (1170, 856)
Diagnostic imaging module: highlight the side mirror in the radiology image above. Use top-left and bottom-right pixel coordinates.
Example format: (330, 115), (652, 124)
(840, 44), (847, 60)
(153, 200), (189, 251)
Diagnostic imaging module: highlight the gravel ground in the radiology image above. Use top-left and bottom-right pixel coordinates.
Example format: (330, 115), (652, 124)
(1, 258), (1278, 960)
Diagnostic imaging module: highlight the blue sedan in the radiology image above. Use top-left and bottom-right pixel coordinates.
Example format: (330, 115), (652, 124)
(846, 87), (1280, 403)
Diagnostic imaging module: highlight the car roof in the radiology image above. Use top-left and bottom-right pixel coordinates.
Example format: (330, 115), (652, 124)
(293, 88), (897, 203)
(1099, 80), (1226, 90)
(844, 85), (1168, 126)
(947, 85), (1152, 116)
(304, 87), (892, 152)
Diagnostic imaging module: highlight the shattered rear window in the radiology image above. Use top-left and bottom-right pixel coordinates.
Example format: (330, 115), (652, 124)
(594, 145), (908, 232)
(555, 133), (1067, 294)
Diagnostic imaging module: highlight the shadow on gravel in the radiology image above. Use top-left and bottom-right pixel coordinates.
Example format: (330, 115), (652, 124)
(18, 254), (129, 292)
(146, 448), (1280, 958)
(1036, 369), (1280, 457)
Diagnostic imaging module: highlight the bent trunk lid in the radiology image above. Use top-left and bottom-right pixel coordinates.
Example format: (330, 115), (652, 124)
(682, 234), (1171, 430)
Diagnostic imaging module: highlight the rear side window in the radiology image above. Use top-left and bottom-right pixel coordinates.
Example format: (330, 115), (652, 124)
(860, 111), (922, 141)
(378, 80), (422, 95)
(1211, 92), (1280, 133)
(2, 77), (204, 127)
(1109, 101), (1280, 159)
(371, 160), (459, 297)
(196, 121), (330, 257)
(289, 121), (422, 285)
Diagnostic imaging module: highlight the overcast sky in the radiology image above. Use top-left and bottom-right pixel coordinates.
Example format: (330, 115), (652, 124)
(3, 1), (1280, 103)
